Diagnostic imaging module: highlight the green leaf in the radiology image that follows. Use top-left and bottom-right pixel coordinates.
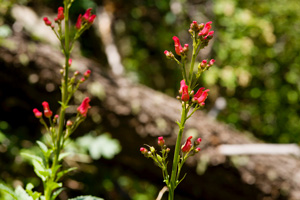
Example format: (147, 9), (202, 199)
(68, 196), (104, 200)
(58, 152), (72, 161)
(15, 186), (33, 200)
(25, 183), (41, 200)
(32, 160), (48, 182)
(76, 133), (121, 160)
(21, 152), (43, 165)
(0, 183), (17, 199)
(46, 181), (62, 192)
(36, 141), (48, 154)
(51, 188), (65, 200)
(56, 167), (77, 181)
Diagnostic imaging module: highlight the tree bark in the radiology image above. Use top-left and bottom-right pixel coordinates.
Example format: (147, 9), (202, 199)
(1, 34), (300, 200)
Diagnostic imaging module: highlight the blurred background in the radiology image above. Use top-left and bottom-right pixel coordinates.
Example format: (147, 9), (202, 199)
(0, 0), (300, 199)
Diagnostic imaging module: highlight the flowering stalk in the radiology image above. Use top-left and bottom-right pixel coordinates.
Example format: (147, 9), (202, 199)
(29, 1), (96, 200)
(142, 20), (215, 200)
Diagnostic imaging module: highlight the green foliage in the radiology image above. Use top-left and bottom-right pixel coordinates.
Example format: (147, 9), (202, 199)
(209, 0), (300, 143)
(75, 133), (121, 160)
(0, 183), (17, 200)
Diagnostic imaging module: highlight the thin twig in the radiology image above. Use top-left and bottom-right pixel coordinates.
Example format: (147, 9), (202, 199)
(156, 186), (168, 200)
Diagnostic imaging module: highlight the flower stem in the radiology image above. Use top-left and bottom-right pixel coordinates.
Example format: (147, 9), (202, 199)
(168, 103), (187, 200)
(45, 3), (71, 200)
(188, 36), (197, 87)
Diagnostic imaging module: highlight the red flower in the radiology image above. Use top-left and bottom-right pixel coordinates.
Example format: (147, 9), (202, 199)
(43, 17), (52, 26)
(172, 36), (183, 56)
(193, 88), (209, 105)
(57, 7), (64, 21)
(179, 80), (187, 94)
(77, 97), (91, 117)
(158, 136), (165, 146)
(179, 80), (189, 102)
(75, 14), (82, 30)
(88, 14), (96, 24)
(33, 108), (42, 118)
(83, 8), (92, 21)
(182, 136), (193, 153)
(42, 101), (53, 118)
(199, 21), (212, 36)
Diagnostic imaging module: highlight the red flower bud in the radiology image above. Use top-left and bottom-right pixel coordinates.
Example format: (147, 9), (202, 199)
(140, 147), (148, 154)
(209, 59), (215, 66)
(77, 97), (91, 117)
(181, 85), (189, 102)
(193, 88), (209, 105)
(66, 120), (73, 127)
(199, 21), (212, 36)
(84, 70), (91, 78)
(33, 108), (42, 118)
(200, 60), (207, 68)
(179, 80), (187, 94)
(75, 14), (82, 30)
(195, 138), (202, 145)
(172, 36), (183, 56)
(83, 8), (92, 21)
(158, 136), (165, 146)
(42, 101), (53, 118)
(57, 7), (64, 21)
(195, 147), (201, 153)
(182, 136), (193, 153)
(88, 14), (96, 24)
(179, 80), (189, 101)
(68, 58), (72, 66)
(43, 17), (52, 26)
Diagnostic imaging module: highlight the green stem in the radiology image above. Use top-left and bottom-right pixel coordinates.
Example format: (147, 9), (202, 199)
(168, 103), (187, 200)
(188, 36), (197, 87)
(45, 3), (71, 200)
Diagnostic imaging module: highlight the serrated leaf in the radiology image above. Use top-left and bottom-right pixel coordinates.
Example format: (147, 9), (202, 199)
(15, 186), (33, 200)
(68, 195), (104, 200)
(0, 183), (17, 199)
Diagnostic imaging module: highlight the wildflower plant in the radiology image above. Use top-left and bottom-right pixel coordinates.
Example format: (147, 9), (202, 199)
(140, 21), (215, 200)
(0, 1), (103, 200)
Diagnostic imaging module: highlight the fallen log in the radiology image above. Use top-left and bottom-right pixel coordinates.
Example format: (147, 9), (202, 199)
(1, 31), (300, 200)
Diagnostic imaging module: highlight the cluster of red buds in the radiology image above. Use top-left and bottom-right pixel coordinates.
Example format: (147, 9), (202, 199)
(181, 136), (202, 154)
(33, 97), (91, 140)
(178, 80), (209, 106)
(75, 8), (96, 30)
(140, 137), (170, 171)
(43, 7), (65, 28)
(140, 136), (202, 181)
(33, 97), (91, 121)
(189, 21), (214, 42)
(164, 21), (214, 61)
(43, 6), (96, 44)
